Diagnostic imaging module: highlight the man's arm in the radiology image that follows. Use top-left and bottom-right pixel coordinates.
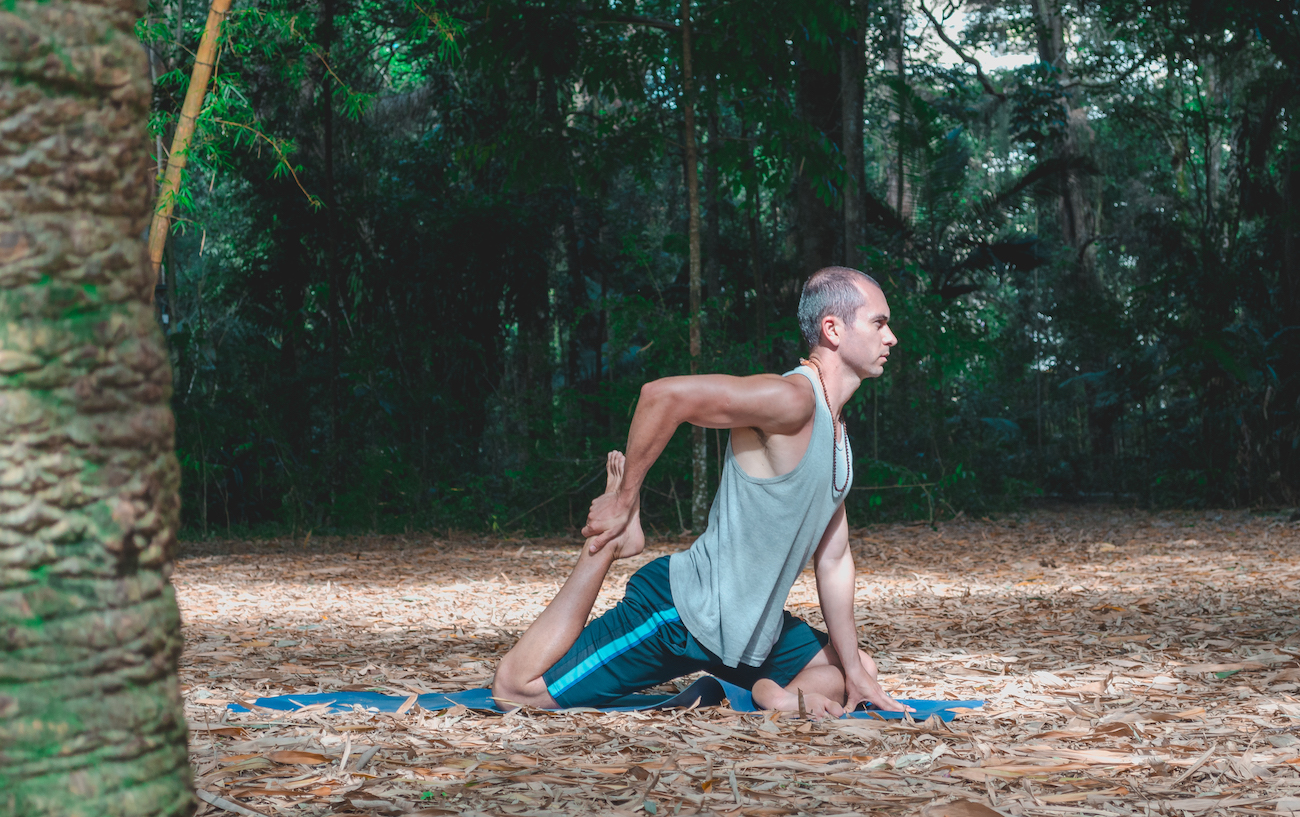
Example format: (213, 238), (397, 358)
(812, 504), (911, 713)
(582, 373), (814, 553)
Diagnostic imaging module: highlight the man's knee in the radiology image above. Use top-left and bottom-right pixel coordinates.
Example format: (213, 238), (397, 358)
(490, 665), (519, 703)
(491, 654), (528, 698)
(804, 643), (869, 671)
(491, 656), (557, 709)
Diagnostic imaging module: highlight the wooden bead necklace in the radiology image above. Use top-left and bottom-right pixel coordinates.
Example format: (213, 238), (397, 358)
(799, 356), (851, 493)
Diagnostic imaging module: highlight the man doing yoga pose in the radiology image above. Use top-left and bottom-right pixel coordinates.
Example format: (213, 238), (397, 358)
(492, 266), (909, 718)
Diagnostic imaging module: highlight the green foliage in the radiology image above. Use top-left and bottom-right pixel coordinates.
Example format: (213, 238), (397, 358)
(146, 0), (1300, 538)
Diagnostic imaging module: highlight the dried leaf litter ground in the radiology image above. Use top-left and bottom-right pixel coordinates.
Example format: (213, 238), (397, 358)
(176, 508), (1300, 817)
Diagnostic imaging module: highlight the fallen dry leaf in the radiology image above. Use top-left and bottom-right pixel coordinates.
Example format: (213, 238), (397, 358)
(176, 508), (1300, 816)
(922, 799), (1006, 817)
(266, 751), (331, 765)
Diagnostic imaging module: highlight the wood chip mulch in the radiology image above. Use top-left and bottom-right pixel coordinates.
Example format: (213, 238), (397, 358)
(176, 507), (1300, 817)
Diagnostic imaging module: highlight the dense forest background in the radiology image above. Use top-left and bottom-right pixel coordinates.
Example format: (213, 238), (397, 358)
(142, 0), (1300, 537)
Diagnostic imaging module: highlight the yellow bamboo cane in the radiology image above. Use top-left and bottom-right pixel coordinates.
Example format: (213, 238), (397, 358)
(148, 0), (234, 286)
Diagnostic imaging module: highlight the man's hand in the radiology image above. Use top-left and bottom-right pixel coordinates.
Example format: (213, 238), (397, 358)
(580, 452), (645, 558)
(581, 489), (639, 555)
(798, 691), (846, 720)
(843, 652), (914, 714)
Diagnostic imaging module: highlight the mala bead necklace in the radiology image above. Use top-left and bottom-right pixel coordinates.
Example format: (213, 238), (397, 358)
(799, 356), (852, 493)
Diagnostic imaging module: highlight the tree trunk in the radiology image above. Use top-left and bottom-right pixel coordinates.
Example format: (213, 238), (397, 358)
(706, 104), (721, 300)
(1033, 0), (1100, 294)
(1282, 144), (1300, 503)
(1032, 0), (1113, 482)
(0, 0), (194, 813)
(795, 47), (843, 278)
(682, 0), (709, 532)
(564, 200), (586, 391)
(147, 0), (234, 285)
(743, 118), (767, 369)
(320, 0), (341, 508)
(1284, 143), (1300, 330)
(841, 0), (867, 269)
(749, 189), (766, 366)
(892, 0), (909, 223)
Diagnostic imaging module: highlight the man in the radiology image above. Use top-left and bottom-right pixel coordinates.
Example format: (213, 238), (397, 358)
(492, 266), (908, 718)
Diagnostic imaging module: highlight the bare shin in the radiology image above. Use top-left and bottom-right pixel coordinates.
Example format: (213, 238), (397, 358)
(490, 542), (619, 709)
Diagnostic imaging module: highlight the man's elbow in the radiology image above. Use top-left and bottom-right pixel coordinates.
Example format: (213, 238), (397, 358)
(639, 379), (662, 404)
(815, 545), (853, 574)
(639, 378), (681, 412)
(638, 377), (698, 430)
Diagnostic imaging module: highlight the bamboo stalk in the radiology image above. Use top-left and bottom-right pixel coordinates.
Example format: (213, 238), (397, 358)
(148, 0), (234, 285)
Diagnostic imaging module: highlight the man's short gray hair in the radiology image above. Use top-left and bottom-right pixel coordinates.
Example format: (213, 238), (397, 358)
(797, 266), (881, 347)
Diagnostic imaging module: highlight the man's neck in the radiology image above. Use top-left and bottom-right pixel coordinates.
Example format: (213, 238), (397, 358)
(805, 350), (862, 417)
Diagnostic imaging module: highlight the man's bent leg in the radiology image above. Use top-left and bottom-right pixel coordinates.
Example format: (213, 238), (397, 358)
(539, 556), (693, 708)
(751, 649), (868, 719)
(492, 537), (620, 708)
(492, 452), (633, 709)
(740, 614), (875, 718)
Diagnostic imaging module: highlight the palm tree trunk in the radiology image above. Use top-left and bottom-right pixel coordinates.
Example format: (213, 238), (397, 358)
(1, 0), (193, 814)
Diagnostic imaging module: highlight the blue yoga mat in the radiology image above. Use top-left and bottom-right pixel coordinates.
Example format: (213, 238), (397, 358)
(227, 675), (982, 721)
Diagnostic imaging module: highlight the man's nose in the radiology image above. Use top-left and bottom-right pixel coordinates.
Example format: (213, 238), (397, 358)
(884, 327), (898, 346)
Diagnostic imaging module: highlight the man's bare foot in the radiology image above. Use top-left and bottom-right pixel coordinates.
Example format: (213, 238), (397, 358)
(600, 451), (644, 560)
(752, 681), (845, 720)
(604, 450), (625, 493)
(612, 506), (646, 560)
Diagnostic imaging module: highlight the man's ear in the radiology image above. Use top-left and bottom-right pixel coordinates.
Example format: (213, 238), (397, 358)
(821, 315), (843, 348)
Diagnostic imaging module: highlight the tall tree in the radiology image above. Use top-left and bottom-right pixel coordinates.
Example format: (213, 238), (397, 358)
(320, 0), (342, 507)
(0, 0), (193, 812)
(1032, 0), (1114, 475)
(794, 38), (843, 276)
(705, 106), (722, 300)
(682, 0), (709, 532)
(841, 0), (868, 269)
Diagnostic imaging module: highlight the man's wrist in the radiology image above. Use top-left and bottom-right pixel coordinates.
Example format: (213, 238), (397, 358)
(835, 643), (871, 682)
(844, 662), (872, 684)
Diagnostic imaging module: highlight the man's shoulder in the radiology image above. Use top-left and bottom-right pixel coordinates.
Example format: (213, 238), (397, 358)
(744, 369), (816, 399)
(734, 371), (816, 427)
(766, 369), (817, 411)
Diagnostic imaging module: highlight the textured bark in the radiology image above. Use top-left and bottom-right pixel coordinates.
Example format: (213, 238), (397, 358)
(0, 0), (194, 814)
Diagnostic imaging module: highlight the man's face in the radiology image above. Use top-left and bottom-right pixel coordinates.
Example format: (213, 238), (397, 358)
(841, 282), (897, 379)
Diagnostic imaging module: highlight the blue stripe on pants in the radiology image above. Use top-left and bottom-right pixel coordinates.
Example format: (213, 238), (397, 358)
(546, 607), (681, 699)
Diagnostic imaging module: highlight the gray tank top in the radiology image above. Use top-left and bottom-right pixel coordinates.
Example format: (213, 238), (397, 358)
(668, 365), (852, 667)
